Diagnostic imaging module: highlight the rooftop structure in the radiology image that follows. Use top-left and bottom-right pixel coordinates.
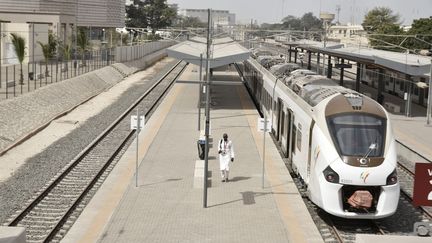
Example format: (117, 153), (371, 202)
(178, 9), (236, 26)
(328, 24), (369, 47)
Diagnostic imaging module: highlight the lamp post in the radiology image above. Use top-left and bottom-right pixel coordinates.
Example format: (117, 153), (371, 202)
(203, 9), (212, 209)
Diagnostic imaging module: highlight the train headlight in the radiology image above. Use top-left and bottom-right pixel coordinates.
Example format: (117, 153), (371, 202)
(386, 169), (398, 185)
(323, 166), (339, 183)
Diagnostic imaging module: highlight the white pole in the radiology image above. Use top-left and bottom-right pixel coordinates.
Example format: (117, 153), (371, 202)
(203, 9), (212, 208)
(262, 104), (267, 189)
(198, 53), (203, 131)
(427, 58), (432, 125)
(136, 109), (139, 187)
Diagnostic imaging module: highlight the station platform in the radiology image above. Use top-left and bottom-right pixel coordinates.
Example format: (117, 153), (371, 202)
(62, 64), (324, 243)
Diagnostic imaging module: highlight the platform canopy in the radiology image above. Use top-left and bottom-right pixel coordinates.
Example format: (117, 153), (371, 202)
(293, 43), (431, 78)
(166, 37), (251, 69)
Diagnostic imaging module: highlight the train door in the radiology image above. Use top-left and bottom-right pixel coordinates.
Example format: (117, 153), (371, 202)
(279, 110), (285, 145)
(306, 121), (315, 183)
(276, 98), (283, 141)
(283, 109), (293, 158)
(288, 111), (295, 162)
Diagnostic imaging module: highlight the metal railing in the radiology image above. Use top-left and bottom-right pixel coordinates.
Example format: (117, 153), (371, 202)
(0, 41), (175, 101)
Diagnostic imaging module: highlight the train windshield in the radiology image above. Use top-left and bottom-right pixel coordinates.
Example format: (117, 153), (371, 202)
(327, 114), (386, 157)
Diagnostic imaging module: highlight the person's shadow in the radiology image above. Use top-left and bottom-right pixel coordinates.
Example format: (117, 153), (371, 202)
(229, 176), (251, 182)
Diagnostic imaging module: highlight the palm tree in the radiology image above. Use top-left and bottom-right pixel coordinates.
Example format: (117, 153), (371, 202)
(77, 28), (89, 66)
(10, 33), (26, 84)
(60, 43), (72, 72)
(38, 41), (50, 77)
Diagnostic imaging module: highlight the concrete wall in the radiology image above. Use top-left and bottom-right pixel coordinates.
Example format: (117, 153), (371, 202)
(115, 41), (175, 63)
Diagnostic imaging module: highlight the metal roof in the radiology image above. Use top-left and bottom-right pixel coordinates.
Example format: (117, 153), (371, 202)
(166, 37), (251, 68)
(294, 43), (431, 77)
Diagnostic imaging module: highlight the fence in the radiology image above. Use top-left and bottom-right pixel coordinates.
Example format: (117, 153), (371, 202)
(115, 41), (175, 63)
(0, 40), (175, 100)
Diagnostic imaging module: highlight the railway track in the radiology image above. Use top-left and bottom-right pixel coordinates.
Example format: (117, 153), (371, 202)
(289, 167), (386, 243)
(397, 161), (432, 220)
(5, 61), (187, 242)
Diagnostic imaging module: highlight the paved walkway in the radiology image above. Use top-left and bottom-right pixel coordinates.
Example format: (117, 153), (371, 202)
(63, 65), (323, 243)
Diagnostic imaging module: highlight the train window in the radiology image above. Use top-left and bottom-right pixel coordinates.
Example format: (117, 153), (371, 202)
(281, 111), (285, 136)
(327, 113), (386, 158)
(399, 81), (404, 91)
(414, 86), (419, 96)
(297, 124), (302, 152)
(292, 125), (297, 155)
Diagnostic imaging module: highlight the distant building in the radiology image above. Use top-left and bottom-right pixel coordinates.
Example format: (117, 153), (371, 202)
(178, 9), (236, 26)
(0, 0), (125, 41)
(0, 0), (125, 64)
(328, 24), (369, 47)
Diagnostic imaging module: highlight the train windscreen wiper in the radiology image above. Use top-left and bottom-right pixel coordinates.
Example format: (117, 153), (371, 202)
(362, 143), (377, 160)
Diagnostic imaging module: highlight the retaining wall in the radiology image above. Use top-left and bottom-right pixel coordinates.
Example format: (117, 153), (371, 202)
(0, 48), (168, 154)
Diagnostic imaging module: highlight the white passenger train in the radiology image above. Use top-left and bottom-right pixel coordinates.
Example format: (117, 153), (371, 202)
(241, 58), (400, 219)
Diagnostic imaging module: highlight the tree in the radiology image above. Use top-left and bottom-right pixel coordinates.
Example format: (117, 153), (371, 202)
(280, 13), (322, 31)
(59, 42), (72, 72)
(37, 32), (57, 76)
(47, 32), (58, 58)
(175, 16), (206, 28)
(126, 0), (177, 33)
(10, 33), (25, 84)
(362, 7), (403, 50)
(281, 15), (302, 30)
(300, 12), (322, 31)
(38, 41), (50, 76)
(406, 17), (432, 51)
(77, 28), (90, 65)
(362, 7), (400, 32)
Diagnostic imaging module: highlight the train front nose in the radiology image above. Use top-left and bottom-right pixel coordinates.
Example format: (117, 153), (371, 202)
(320, 166), (400, 218)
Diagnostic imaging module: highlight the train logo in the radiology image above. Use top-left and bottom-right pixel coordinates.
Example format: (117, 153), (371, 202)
(360, 171), (370, 184)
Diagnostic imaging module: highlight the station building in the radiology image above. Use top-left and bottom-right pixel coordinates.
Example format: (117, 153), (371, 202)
(178, 9), (236, 27)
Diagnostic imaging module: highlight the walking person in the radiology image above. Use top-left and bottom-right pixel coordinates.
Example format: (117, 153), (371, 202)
(218, 133), (235, 182)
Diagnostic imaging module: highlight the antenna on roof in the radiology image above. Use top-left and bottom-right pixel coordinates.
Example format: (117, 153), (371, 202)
(336, 5), (341, 24)
(281, 0), (285, 20)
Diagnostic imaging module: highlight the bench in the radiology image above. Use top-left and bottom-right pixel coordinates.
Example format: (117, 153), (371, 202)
(384, 102), (401, 113)
(6, 80), (15, 88)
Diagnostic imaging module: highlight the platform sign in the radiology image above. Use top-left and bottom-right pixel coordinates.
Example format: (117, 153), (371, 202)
(257, 118), (271, 132)
(130, 115), (145, 130)
(413, 163), (432, 207)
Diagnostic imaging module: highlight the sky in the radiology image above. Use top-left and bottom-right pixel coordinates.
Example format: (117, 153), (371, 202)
(168, 0), (432, 26)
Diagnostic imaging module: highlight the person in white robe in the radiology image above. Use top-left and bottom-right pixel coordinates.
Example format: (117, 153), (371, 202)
(218, 133), (234, 182)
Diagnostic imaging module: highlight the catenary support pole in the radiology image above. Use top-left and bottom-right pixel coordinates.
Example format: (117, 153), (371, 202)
(203, 8), (212, 208)
(136, 109), (139, 187)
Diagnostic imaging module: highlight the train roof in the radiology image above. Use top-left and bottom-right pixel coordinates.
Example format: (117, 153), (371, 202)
(289, 75), (365, 108)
